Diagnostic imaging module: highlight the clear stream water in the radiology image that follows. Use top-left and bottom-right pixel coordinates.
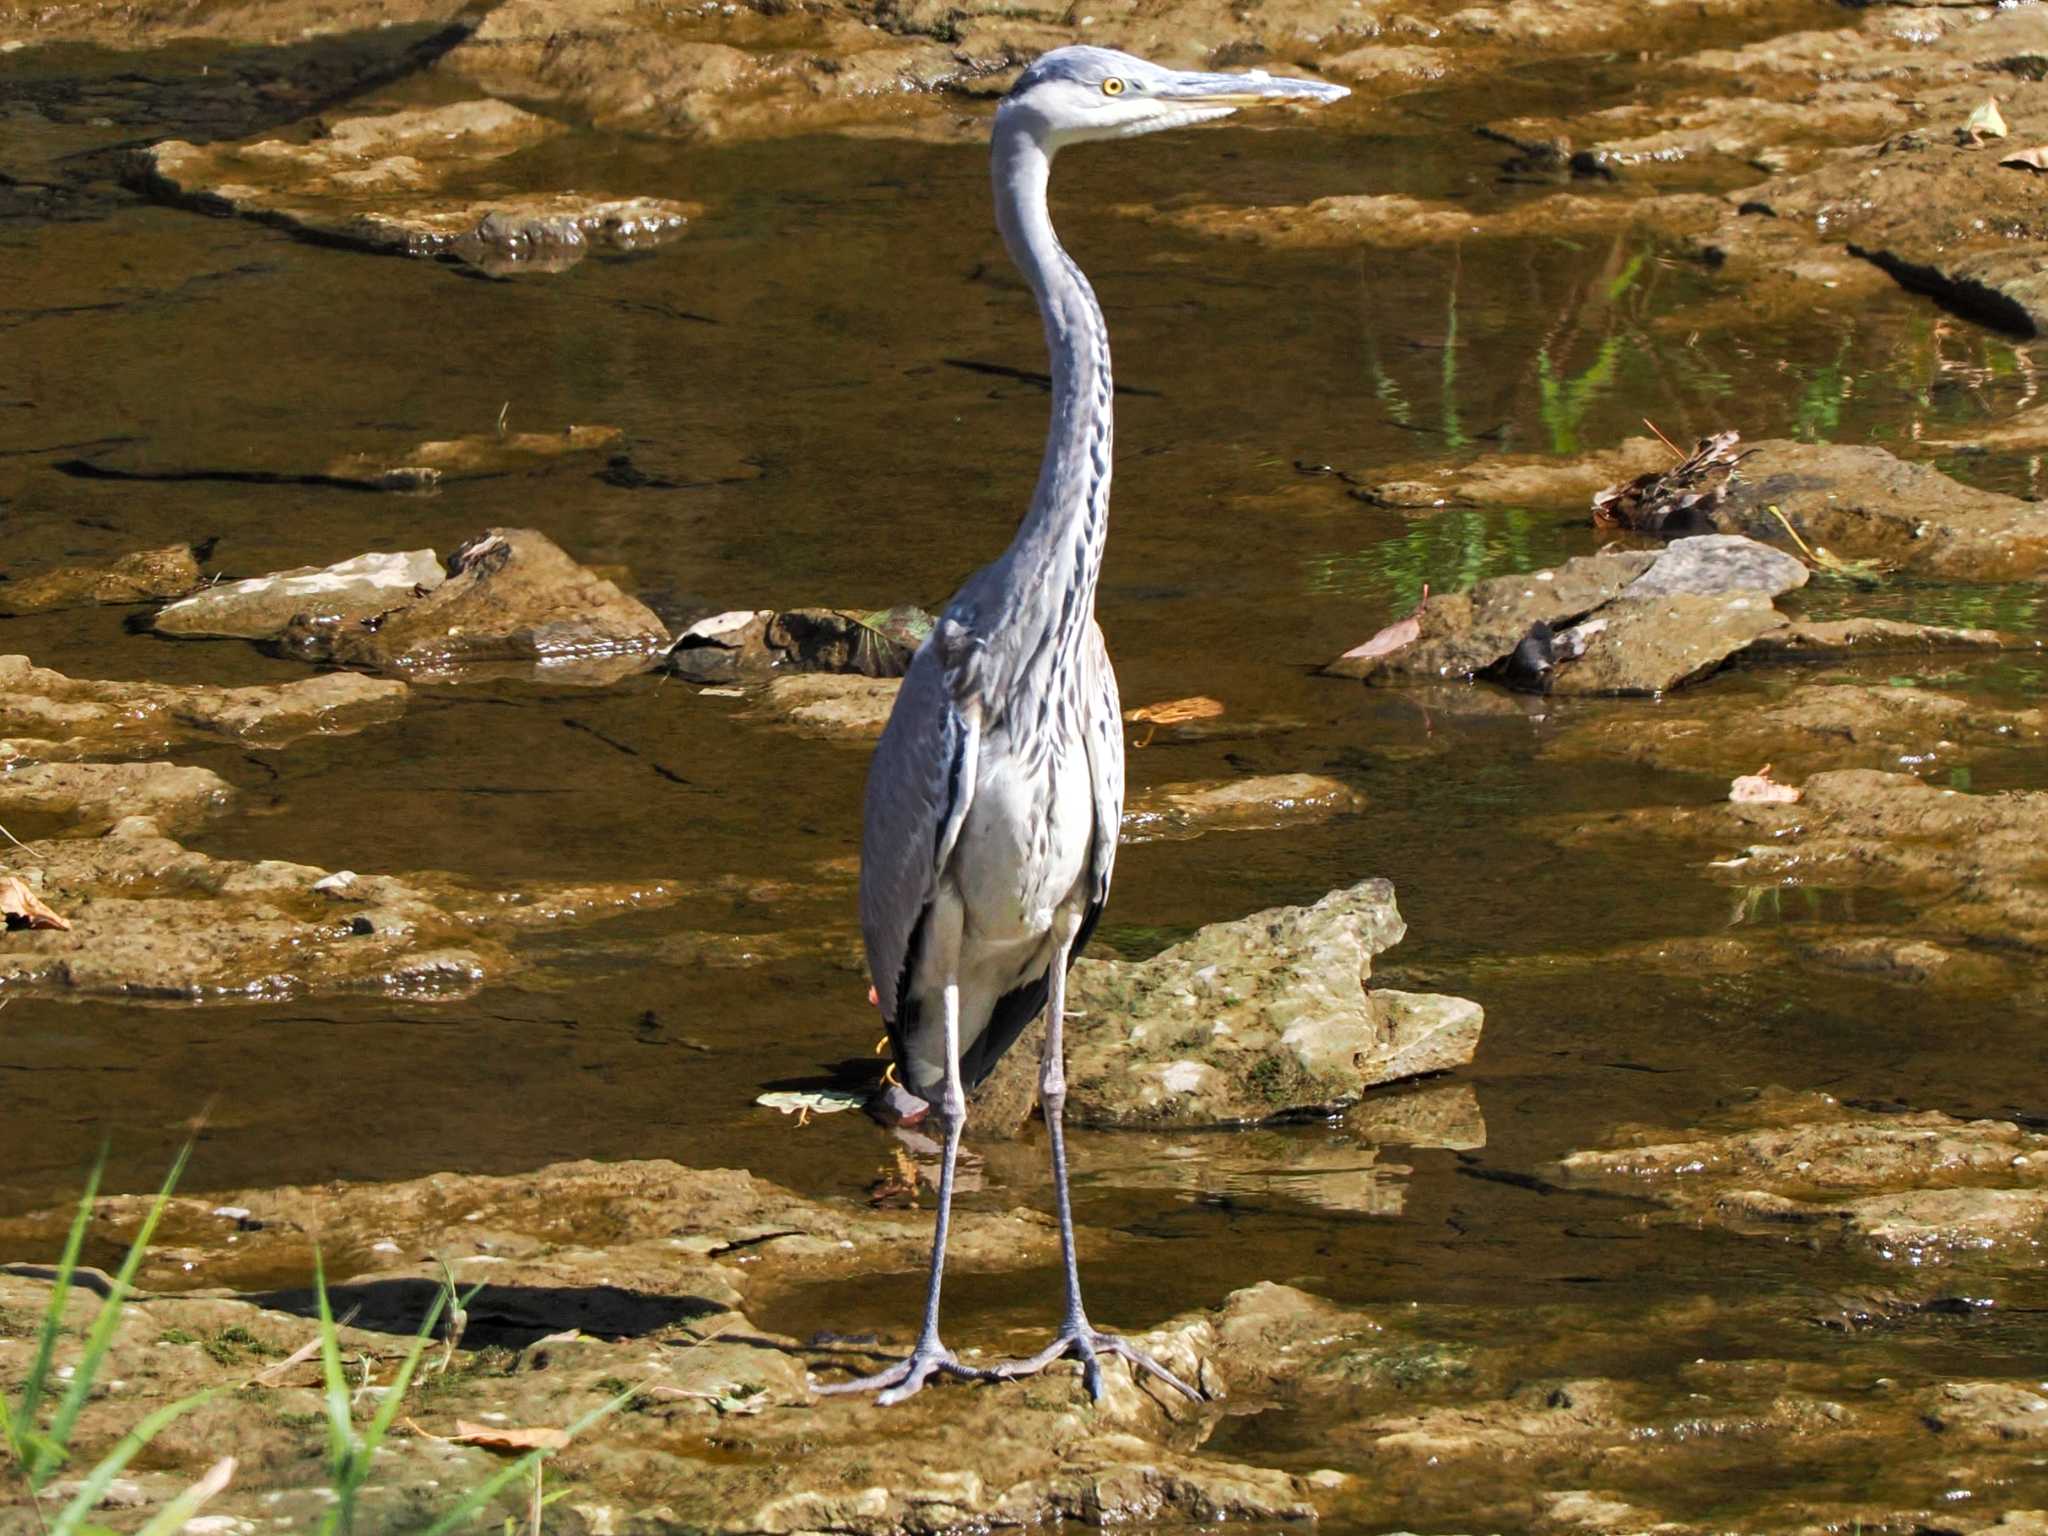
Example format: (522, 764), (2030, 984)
(5, 18), (2048, 1528)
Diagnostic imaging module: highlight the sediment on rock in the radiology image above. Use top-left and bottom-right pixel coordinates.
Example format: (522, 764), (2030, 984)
(0, 545), (200, 613)
(0, 815), (681, 1002)
(0, 656), (408, 759)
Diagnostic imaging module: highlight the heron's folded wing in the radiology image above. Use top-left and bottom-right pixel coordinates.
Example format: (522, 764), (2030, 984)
(859, 644), (972, 1026)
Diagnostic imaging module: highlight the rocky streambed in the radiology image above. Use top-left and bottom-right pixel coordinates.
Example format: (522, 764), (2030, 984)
(7, 0), (2048, 1531)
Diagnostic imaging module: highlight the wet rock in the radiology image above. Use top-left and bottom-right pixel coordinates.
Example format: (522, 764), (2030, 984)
(1623, 534), (1808, 599)
(0, 545), (200, 613)
(1142, 190), (1721, 250)
(1122, 773), (1366, 842)
(0, 657), (408, 759)
(978, 880), (1482, 1133)
(0, 815), (680, 1002)
(667, 606), (933, 684)
(756, 674), (902, 738)
(282, 529), (669, 683)
(134, 102), (692, 271)
(1326, 550), (1656, 684)
(322, 426), (624, 489)
(154, 549), (443, 640)
(1357, 438), (1670, 510)
(1703, 440), (2048, 582)
(1743, 617), (2022, 661)
(1547, 684), (2046, 780)
(0, 0), (471, 49)
(0, 761), (234, 836)
(1548, 591), (1787, 696)
(1561, 1088), (2048, 1262)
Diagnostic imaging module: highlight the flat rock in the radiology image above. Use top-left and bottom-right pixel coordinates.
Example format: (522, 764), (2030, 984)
(756, 674), (902, 737)
(1358, 438), (1671, 510)
(133, 102), (692, 271)
(1549, 591), (1787, 696)
(281, 528), (669, 683)
(0, 815), (681, 1002)
(0, 545), (200, 613)
(1122, 773), (1366, 842)
(1546, 683), (2047, 779)
(1623, 534), (1808, 599)
(1743, 617), (2023, 660)
(1560, 1088), (2048, 1262)
(1141, 190), (1721, 250)
(0, 657), (408, 759)
(979, 879), (1481, 1132)
(322, 426), (623, 489)
(155, 549), (443, 640)
(0, 761), (234, 836)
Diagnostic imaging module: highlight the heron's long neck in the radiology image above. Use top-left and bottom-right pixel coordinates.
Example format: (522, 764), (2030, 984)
(992, 125), (1113, 660)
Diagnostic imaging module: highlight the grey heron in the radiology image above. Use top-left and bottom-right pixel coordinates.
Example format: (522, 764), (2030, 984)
(819, 44), (1348, 1405)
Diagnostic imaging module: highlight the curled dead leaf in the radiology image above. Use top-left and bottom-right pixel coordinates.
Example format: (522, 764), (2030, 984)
(1123, 695), (1224, 746)
(2001, 147), (2048, 173)
(1963, 97), (2009, 145)
(448, 1420), (572, 1452)
(0, 875), (69, 931)
(1341, 613), (1420, 662)
(1730, 764), (1802, 805)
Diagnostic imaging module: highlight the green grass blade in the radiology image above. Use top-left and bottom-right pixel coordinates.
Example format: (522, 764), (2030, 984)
(360, 1289), (449, 1450)
(46, 1388), (218, 1536)
(40, 1143), (192, 1483)
(414, 1391), (633, 1536)
(17, 1151), (105, 1447)
(311, 1255), (357, 1494)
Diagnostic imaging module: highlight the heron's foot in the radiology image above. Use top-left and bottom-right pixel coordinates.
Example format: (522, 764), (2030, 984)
(813, 1340), (996, 1405)
(991, 1324), (1204, 1403)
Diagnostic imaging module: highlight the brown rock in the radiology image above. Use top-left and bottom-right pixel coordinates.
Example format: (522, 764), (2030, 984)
(0, 761), (233, 836)
(283, 528), (669, 682)
(0, 546), (200, 613)
(1122, 773), (1366, 842)
(155, 549), (444, 640)
(1548, 592), (1787, 696)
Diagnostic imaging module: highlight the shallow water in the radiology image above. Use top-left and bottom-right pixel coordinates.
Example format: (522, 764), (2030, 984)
(6, 19), (2048, 1528)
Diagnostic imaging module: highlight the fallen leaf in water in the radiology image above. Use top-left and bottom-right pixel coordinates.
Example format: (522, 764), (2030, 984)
(1123, 695), (1224, 746)
(1963, 97), (2008, 144)
(756, 1088), (866, 1127)
(2001, 146), (2048, 172)
(447, 1421), (571, 1452)
(1341, 613), (1420, 662)
(0, 876), (69, 931)
(1731, 764), (1802, 805)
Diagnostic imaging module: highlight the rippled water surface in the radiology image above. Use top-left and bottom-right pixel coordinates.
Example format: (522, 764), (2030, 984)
(6, 21), (2048, 1527)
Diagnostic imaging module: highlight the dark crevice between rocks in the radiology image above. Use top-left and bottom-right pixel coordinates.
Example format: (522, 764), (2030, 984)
(246, 1277), (729, 1348)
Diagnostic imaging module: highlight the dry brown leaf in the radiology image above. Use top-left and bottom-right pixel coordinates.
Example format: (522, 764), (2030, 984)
(2001, 147), (2048, 172)
(1730, 764), (1802, 805)
(0, 875), (69, 931)
(1341, 613), (1420, 662)
(1124, 695), (1225, 727)
(1964, 97), (2009, 145)
(448, 1420), (572, 1452)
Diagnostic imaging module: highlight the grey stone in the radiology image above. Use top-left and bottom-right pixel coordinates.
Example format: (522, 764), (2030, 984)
(1622, 534), (1809, 599)
(155, 550), (443, 640)
(1549, 592), (1788, 695)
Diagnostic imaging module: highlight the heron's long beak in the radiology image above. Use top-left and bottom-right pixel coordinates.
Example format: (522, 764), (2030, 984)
(1156, 69), (1350, 108)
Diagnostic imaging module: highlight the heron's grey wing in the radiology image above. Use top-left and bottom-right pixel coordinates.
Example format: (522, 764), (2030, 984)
(956, 625), (1123, 1092)
(859, 641), (978, 1031)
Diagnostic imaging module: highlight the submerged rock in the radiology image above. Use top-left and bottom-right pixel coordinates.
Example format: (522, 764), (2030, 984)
(1142, 189), (1720, 250)
(755, 673), (903, 737)
(1743, 617), (2023, 661)
(322, 426), (624, 489)
(281, 528), (669, 683)
(134, 102), (693, 271)
(0, 657), (407, 759)
(1546, 683), (2047, 780)
(1357, 437), (1670, 511)
(0, 815), (680, 1002)
(1561, 1088), (2048, 1262)
(154, 549), (444, 640)
(0, 761), (233, 836)
(0, 545), (200, 613)
(977, 879), (1482, 1133)
(1122, 773), (1366, 842)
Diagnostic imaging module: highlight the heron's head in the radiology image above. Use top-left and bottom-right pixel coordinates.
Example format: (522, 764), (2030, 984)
(997, 45), (1348, 150)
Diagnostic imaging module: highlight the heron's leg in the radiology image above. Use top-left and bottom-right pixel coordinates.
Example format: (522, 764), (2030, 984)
(816, 952), (994, 1403)
(991, 945), (1204, 1404)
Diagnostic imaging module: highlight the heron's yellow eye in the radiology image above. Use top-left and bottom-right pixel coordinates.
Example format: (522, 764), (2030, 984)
(1101, 77), (1126, 96)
